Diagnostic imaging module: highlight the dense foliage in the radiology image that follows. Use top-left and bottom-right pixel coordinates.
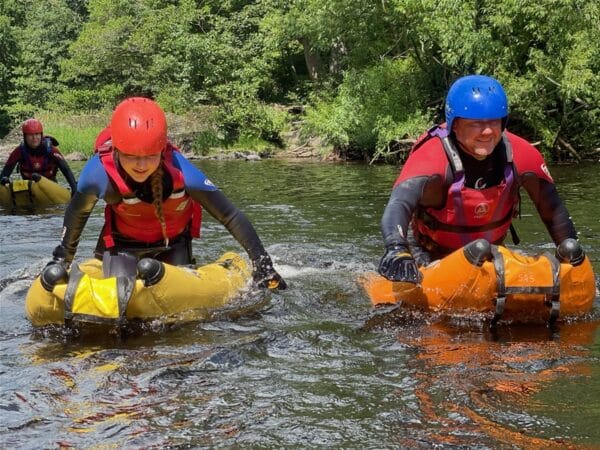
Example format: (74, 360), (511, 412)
(1, 0), (599, 161)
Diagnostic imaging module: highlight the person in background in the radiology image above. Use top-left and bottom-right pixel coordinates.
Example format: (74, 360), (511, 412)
(0, 118), (78, 193)
(46, 97), (286, 290)
(378, 74), (581, 283)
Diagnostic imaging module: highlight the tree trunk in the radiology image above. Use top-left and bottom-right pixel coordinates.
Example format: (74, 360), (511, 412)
(300, 37), (321, 81)
(329, 39), (347, 75)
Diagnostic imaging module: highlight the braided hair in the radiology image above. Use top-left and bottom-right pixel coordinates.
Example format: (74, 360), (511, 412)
(149, 163), (169, 247)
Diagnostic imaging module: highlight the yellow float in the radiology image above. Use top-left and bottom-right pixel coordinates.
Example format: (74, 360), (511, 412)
(0, 176), (71, 210)
(361, 239), (597, 324)
(25, 252), (253, 327)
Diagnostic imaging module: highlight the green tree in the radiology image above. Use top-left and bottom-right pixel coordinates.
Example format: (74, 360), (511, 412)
(389, 0), (600, 159)
(0, 14), (17, 134)
(8, 0), (83, 117)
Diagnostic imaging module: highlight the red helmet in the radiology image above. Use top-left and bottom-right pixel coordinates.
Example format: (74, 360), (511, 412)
(22, 118), (43, 134)
(110, 97), (167, 155)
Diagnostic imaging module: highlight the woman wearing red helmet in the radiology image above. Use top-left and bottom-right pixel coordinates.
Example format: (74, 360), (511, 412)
(0, 118), (78, 193)
(48, 97), (286, 290)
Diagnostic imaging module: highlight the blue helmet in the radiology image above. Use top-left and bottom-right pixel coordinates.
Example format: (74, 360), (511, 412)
(445, 75), (508, 132)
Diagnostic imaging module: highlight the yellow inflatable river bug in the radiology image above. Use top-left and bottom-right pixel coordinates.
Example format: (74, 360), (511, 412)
(0, 176), (70, 210)
(26, 252), (253, 328)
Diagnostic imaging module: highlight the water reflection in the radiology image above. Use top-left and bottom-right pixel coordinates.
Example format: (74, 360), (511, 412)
(0, 160), (599, 448)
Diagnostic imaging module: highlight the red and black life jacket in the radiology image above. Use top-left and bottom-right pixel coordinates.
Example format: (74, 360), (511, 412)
(411, 125), (518, 252)
(95, 138), (202, 248)
(18, 137), (59, 180)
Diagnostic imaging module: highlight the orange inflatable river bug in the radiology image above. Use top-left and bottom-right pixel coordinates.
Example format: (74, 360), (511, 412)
(360, 239), (596, 324)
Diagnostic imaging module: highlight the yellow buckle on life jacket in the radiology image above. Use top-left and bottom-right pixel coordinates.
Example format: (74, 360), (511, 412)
(11, 179), (30, 193)
(71, 274), (120, 319)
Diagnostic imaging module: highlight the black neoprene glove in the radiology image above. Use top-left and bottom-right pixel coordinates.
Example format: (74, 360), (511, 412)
(252, 254), (287, 290)
(46, 245), (73, 269)
(378, 245), (421, 283)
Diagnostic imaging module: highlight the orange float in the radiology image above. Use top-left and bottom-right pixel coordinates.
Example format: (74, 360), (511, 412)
(360, 239), (597, 323)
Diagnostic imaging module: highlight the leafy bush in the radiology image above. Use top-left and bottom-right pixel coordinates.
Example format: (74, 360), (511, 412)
(192, 130), (225, 155)
(216, 99), (288, 147)
(51, 85), (123, 113)
(304, 57), (435, 160)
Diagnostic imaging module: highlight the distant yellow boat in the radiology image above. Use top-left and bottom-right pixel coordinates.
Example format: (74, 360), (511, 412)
(361, 239), (596, 324)
(0, 176), (70, 209)
(25, 252), (253, 327)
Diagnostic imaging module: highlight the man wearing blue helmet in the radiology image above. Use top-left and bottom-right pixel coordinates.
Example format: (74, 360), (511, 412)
(378, 75), (580, 283)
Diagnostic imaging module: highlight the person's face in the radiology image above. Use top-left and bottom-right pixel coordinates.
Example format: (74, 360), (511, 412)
(453, 118), (502, 160)
(116, 150), (162, 183)
(24, 133), (42, 148)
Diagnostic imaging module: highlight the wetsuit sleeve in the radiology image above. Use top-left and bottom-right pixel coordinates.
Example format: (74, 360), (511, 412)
(0, 148), (21, 179)
(53, 191), (99, 263)
(189, 188), (267, 261)
(382, 141), (449, 244)
(381, 177), (429, 248)
(53, 156), (108, 263)
(509, 131), (554, 183)
(394, 140), (448, 185)
(511, 132), (576, 244)
(173, 152), (219, 191)
(76, 155), (111, 197)
(520, 174), (577, 244)
(176, 152), (266, 259)
(54, 155), (78, 193)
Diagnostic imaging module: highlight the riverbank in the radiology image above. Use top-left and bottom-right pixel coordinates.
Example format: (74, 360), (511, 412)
(0, 109), (334, 164)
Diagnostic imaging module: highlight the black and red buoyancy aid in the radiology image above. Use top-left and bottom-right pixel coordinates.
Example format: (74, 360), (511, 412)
(411, 125), (518, 252)
(18, 138), (59, 180)
(96, 141), (202, 247)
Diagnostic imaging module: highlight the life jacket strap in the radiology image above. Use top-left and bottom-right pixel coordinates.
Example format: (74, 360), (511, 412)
(103, 205), (116, 248)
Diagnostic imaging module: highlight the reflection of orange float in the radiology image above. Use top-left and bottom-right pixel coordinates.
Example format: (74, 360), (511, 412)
(361, 239), (597, 323)
(395, 319), (599, 448)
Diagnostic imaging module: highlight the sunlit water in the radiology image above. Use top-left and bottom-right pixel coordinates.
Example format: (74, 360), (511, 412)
(1, 160), (599, 448)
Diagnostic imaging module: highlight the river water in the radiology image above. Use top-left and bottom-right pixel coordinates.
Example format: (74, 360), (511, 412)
(1, 159), (599, 448)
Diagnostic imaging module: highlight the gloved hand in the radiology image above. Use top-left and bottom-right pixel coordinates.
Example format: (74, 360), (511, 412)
(252, 254), (287, 290)
(44, 256), (69, 271)
(49, 245), (72, 269)
(31, 173), (41, 182)
(41, 257), (69, 292)
(0, 176), (9, 185)
(378, 245), (421, 283)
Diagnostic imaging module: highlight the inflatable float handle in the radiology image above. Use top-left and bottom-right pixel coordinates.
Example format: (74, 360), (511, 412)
(138, 258), (166, 286)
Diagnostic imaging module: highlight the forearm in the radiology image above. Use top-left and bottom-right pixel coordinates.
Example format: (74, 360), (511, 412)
(54, 192), (98, 262)
(381, 178), (427, 248)
(0, 162), (16, 180)
(523, 176), (577, 244)
(56, 158), (78, 192)
(192, 189), (266, 260)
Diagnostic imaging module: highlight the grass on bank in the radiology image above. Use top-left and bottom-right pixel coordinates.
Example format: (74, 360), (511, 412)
(36, 108), (286, 158)
(38, 111), (109, 156)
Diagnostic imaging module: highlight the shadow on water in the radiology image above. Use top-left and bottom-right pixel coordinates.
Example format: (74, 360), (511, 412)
(1, 160), (599, 448)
